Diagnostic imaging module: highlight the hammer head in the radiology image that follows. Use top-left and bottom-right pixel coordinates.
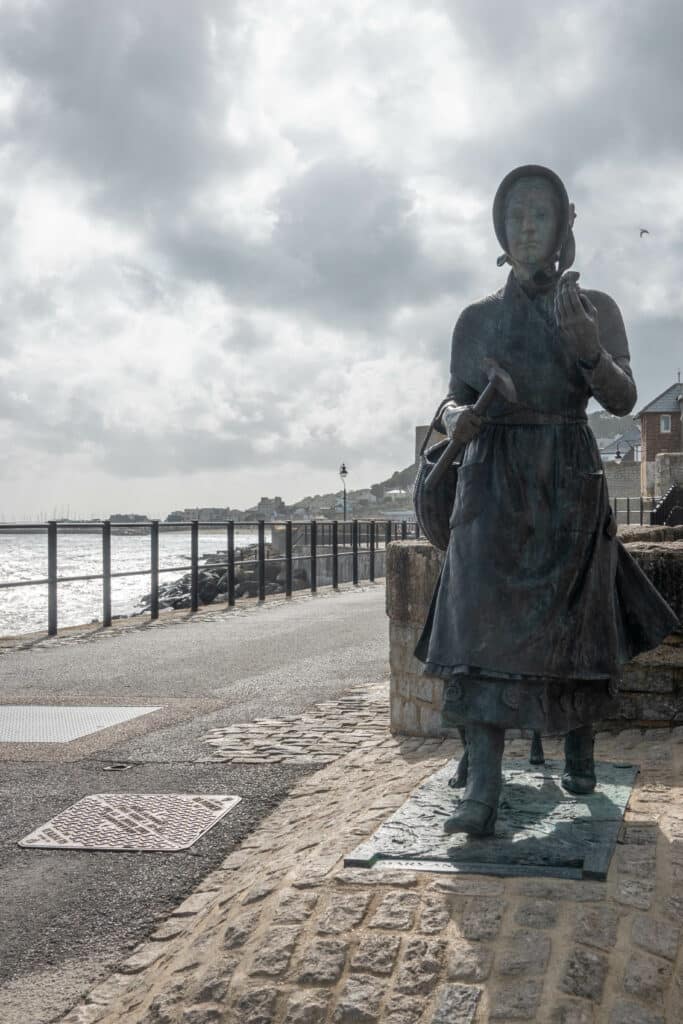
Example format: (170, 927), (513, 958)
(483, 357), (517, 404)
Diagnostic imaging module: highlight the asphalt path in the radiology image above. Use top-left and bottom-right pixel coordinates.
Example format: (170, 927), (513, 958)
(0, 584), (389, 1024)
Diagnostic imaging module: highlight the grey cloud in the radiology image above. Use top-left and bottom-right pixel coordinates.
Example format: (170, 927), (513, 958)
(0, 282), (59, 355)
(159, 158), (470, 329)
(444, 0), (547, 68)
(626, 313), (683, 408)
(441, 0), (683, 187)
(220, 317), (272, 355)
(0, 379), (254, 474)
(0, 0), (248, 217)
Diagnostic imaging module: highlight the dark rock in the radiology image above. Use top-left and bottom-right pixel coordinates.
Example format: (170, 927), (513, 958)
(296, 938), (348, 984)
(489, 979), (543, 1019)
(430, 983), (482, 1023)
(623, 951), (673, 1003)
(561, 947), (609, 1001)
(574, 906), (621, 952)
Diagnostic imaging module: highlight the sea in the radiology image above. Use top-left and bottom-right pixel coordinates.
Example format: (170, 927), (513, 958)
(0, 526), (265, 638)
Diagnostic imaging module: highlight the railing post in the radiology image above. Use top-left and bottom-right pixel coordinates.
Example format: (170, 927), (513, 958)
(639, 496), (644, 526)
(369, 520), (375, 582)
(401, 519), (407, 540)
(102, 520), (111, 627)
(227, 521), (235, 607)
(258, 519), (266, 601)
(614, 497), (619, 524)
(150, 520), (160, 620)
(352, 519), (359, 585)
(310, 519), (317, 593)
(47, 520), (58, 636)
(332, 520), (339, 589)
(626, 496), (631, 525)
(385, 520), (392, 547)
(414, 518), (420, 540)
(190, 520), (199, 612)
(285, 520), (293, 597)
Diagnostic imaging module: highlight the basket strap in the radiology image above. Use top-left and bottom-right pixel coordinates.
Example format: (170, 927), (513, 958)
(419, 405), (450, 457)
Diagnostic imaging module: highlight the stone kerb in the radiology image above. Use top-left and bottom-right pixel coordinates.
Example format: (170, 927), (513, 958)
(387, 538), (683, 738)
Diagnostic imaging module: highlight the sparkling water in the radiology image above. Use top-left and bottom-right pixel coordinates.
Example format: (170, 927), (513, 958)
(0, 526), (264, 637)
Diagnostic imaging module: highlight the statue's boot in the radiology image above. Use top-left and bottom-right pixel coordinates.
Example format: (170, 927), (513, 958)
(562, 725), (596, 795)
(444, 724), (504, 837)
(448, 729), (468, 789)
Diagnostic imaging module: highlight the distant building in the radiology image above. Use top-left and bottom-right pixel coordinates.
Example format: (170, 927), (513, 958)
(383, 488), (411, 503)
(635, 381), (683, 495)
(253, 496), (286, 517)
(599, 425), (642, 463)
(415, 424), (445, 460)
(334, 495), (353, 515)
(352, 489), (377, 505)
(165, 507), (233, 523)
(110, 513), (151, 523)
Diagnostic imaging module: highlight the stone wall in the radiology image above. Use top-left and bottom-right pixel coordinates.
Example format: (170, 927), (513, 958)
(655, 452), (683, 497)
(603, 460), (642, 500)
(387, 538), (683, 738)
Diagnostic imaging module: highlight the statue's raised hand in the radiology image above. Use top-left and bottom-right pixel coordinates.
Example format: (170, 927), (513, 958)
(555, 271), (601, 364)
(441, 404), (482, 448)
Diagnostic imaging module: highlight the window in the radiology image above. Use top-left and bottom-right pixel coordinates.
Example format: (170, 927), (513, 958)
(660, 414), (672, 433)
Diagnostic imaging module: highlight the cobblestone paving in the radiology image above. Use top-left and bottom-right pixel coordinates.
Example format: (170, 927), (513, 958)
(202, 683), (389, 766)
(58, 694), (683, 1023)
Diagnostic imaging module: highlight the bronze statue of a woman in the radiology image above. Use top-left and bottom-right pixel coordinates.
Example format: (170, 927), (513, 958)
(415, 165), (679, 837)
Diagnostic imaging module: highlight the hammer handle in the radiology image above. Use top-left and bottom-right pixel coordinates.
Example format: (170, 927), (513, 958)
(424, 380), (498, 493)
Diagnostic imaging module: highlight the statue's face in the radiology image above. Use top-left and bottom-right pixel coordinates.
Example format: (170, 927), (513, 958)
(503, 177), (559, 269)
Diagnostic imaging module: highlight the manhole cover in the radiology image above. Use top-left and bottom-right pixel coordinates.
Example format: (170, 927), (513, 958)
(19, 793), (241, 851)
(0, 705), (161, 743)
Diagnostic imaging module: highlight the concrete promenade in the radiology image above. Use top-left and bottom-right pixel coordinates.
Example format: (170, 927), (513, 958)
(1, 587), (682, 1022)
(0, 585), (389, 1023)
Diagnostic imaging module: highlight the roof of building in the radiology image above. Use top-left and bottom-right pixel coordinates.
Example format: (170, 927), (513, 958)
(599, 425), (641, 454)
(635, 381), (683, 417)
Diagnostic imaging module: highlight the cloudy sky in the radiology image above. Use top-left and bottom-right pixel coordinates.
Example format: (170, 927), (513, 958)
(0, 0), (681, 519)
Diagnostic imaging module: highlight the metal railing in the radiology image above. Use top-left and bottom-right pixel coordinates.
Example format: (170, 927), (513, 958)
(650, 485), (683, 526)
(612, 496), (655, 526)
(0, 518), (419, 637)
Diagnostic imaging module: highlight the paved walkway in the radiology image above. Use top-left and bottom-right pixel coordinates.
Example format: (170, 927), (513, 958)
(0, 586), (390, 1023)
(58, 682), (683, 1024)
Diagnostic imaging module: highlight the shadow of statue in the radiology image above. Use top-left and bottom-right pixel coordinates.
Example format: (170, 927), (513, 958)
(445, 766), (631, 878)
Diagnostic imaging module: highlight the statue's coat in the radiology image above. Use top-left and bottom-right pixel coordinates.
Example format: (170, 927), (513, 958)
(415, 273), (678, 705)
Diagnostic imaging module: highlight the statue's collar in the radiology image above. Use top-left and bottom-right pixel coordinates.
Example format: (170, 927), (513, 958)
(503, 272), (557, 331)
(505, 270), (556, 301)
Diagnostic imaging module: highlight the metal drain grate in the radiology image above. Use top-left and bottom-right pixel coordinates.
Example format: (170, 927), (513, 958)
(0, 705), (161, 743)
(19, 793), (241, 851)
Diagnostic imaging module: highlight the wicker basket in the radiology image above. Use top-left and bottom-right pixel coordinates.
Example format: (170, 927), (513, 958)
(413, 422), (457, 551)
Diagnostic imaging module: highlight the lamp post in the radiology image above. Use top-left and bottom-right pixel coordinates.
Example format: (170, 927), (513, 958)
(339, 462), (348, 522)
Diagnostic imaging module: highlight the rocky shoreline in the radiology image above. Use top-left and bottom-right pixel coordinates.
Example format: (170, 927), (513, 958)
(136, 545), (308, 613)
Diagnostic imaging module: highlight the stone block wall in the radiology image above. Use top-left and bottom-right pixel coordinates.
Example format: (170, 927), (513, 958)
(603, 460), (642, 500)
(387, 538), (683, 738)
(655, 452), (683, 497)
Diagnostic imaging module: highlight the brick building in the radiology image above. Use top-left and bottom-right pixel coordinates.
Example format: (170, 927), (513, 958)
(635, 380), (683, 496)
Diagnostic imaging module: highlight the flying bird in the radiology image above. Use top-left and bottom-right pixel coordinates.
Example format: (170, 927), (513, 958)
(640, 228), (650, 237)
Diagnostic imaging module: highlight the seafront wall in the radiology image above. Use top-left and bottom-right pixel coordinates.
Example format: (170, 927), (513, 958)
(387, 534), (683, 737)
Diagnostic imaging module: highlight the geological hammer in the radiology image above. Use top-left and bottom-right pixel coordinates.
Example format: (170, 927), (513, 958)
(425, 357), (517, 492)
